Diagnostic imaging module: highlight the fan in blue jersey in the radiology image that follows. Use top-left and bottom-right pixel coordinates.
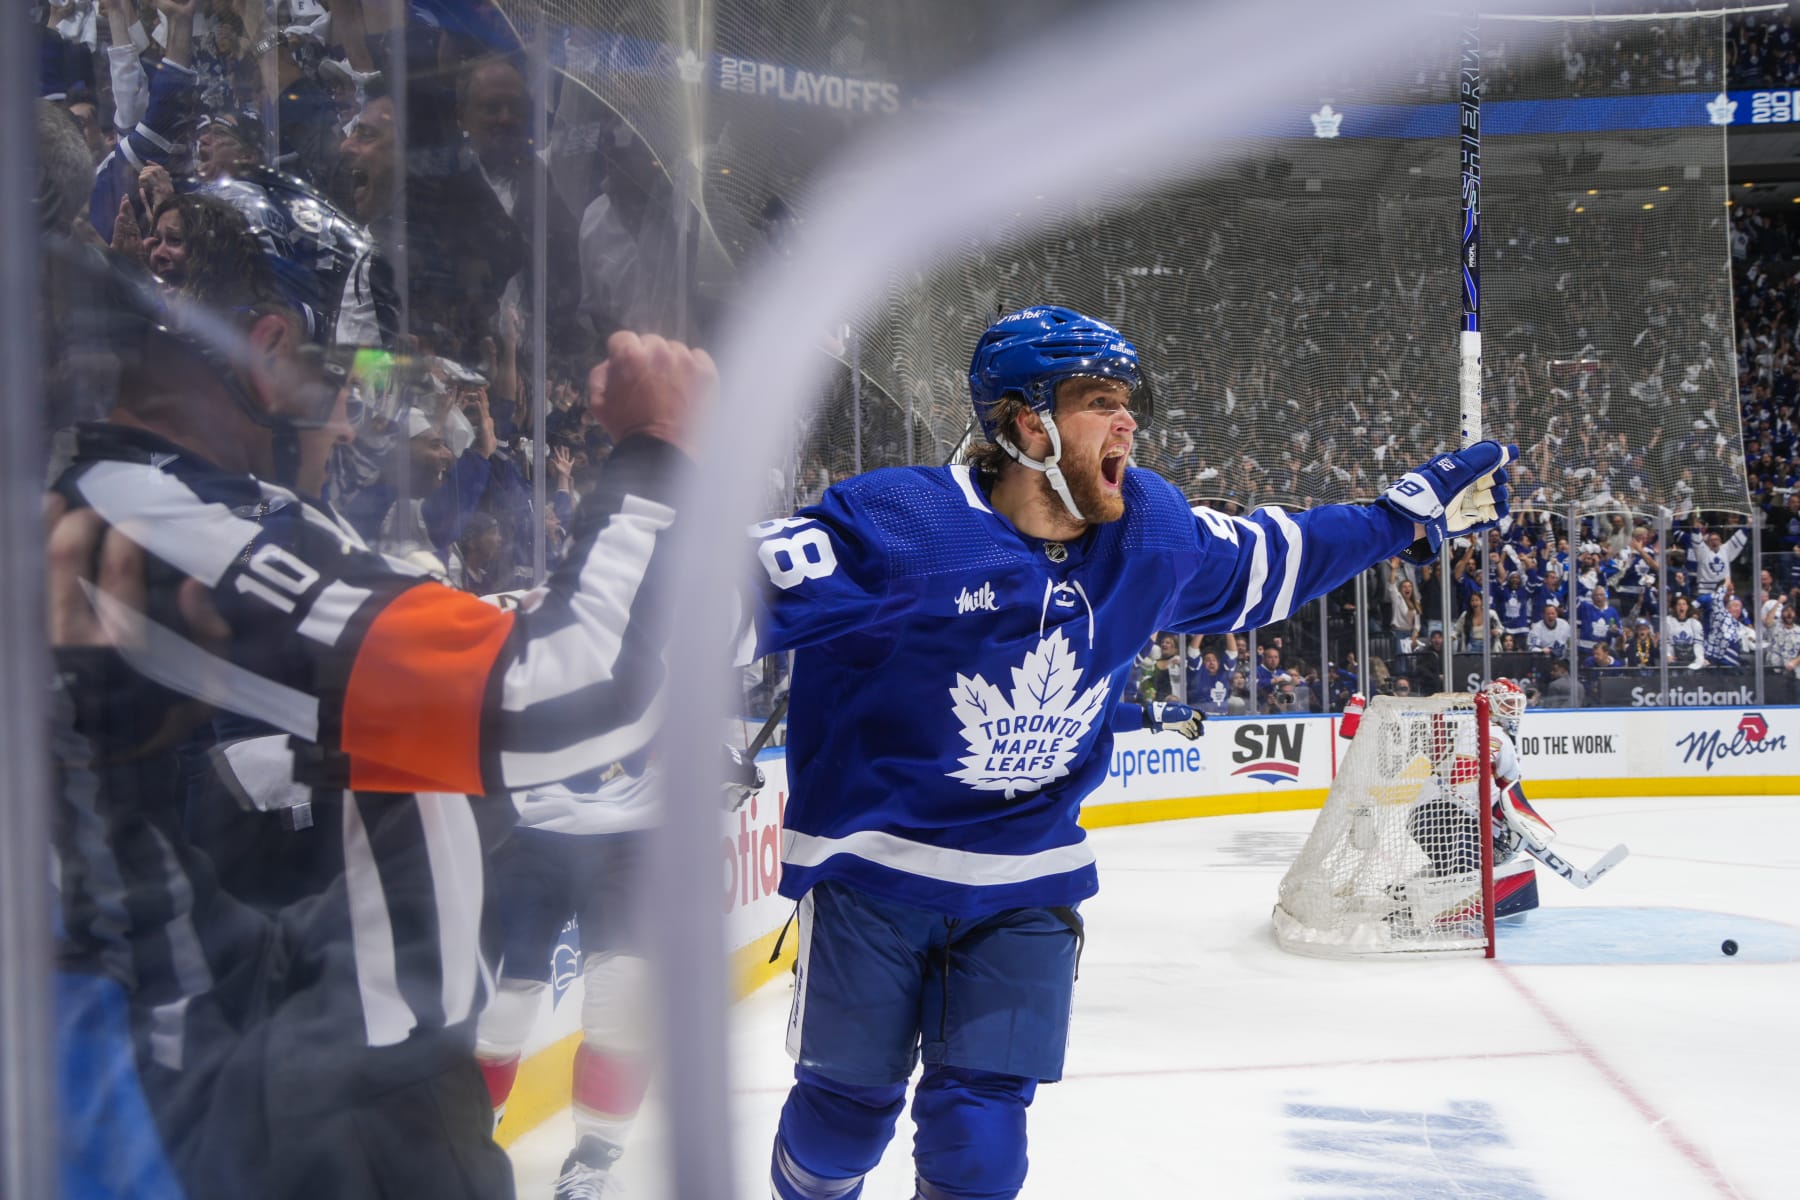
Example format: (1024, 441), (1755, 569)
(750, 305), (1515, 1200)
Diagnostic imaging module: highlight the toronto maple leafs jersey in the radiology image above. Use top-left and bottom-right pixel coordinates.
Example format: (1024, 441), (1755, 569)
(751, 464), (1415, 917)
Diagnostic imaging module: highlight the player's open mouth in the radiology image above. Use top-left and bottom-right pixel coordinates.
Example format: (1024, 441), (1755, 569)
(1101, 446), (1128, 489)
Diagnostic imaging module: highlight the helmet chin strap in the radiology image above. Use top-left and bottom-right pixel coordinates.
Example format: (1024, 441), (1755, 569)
(997, 412), (1086, 524)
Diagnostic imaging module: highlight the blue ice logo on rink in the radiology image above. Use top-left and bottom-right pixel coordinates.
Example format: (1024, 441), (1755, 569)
(1284, 1099), (1544, 1197)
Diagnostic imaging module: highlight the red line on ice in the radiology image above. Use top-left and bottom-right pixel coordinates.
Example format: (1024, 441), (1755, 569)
(732, 1048), (1571, 1095)
(1497, 963), (1742, 1199)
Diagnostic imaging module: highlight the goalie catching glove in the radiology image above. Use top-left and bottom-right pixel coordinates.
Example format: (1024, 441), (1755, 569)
(1377, 441), (1517, 562)
(1143, 701), (1205, 741)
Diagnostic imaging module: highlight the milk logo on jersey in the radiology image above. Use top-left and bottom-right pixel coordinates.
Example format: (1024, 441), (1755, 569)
(955, 581), (998, 614)
(1230, 722), (1306, 785)
(948, 629), (1110, 799)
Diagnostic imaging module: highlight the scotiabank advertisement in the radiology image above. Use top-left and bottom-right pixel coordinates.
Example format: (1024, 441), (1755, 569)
(727, 754), (793, 952)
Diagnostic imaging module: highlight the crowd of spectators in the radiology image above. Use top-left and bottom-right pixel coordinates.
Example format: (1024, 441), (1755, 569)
(37, 0), (688, 601)
(1139, 502), (1800, 717)
(34, 3), (732, 1196)
(1729, 7), (1800, 89)
(1133, 192), (1800, 714)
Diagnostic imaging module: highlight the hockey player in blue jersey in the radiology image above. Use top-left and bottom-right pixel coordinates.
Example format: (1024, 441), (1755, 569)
(751, 306), (1514, 1200)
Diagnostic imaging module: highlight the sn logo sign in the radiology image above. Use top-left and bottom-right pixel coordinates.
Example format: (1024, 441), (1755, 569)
(1230, 723), (1306, 786)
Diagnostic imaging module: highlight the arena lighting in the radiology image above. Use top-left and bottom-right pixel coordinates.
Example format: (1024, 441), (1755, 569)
(1587, 188), (1599, 194)
(1575, 205), (1586, 212)
(1643, 202), (1656, 210)
(1658, 185), (1670, 191)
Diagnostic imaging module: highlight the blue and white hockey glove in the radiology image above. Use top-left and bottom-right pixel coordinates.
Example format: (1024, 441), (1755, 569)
(1144, 702), (1205, 741)
(1377, 440), (1517, 562)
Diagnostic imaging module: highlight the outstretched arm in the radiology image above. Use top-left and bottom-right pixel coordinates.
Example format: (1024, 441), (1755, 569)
(54, 334), (714, 796)
(1163, 443), (1513, 635)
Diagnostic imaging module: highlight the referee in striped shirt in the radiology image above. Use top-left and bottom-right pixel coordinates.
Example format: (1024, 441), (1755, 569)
(45, 238), (710, 1199)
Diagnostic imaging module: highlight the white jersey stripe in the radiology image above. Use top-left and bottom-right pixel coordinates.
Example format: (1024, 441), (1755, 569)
(497, 684), (665, 789)
(1264, 506), (1305, 622)
(342, 796), (417, 1047)
(297, 579), (373, 646)
(417, 794), (486, 1029)
(951, 464), (993, 513)
(781, 827), (1095, 888)
(93, 583), (321, 740)
(76, 460), (263, 586)
(1231, 521), (1269, 632)
(502, 494), (674, 713)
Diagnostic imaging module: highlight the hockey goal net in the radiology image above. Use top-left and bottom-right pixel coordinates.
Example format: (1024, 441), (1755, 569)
(1272, 693), (1495, 959)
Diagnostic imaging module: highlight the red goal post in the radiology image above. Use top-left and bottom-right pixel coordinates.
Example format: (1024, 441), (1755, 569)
(1272, 692), (1496, 959)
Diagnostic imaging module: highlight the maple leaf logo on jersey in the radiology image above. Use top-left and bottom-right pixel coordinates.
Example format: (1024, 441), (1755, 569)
(947, 629), (1110, 799)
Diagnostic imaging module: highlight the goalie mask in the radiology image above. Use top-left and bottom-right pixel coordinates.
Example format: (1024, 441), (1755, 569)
(968, 305), (1154, 521)
(1485, 678), (1526, 737)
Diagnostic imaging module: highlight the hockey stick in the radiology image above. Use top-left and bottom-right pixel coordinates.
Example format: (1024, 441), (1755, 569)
(1518, 837), (1629, 890)
(1458, 12), (1482, 450)
(744, 693), (788, 758)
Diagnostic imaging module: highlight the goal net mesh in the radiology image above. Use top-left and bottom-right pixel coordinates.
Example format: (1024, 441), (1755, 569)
(528, 3), (1740, 512)
(1273, 694), (1493, 957)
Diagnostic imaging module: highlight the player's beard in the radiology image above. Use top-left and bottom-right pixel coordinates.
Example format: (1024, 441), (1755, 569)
(1057, 448), (1126, 525)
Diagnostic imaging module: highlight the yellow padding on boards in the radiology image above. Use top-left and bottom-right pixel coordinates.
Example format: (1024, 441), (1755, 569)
(1079, 788), (1330, 828)
(495, 921), (797, 1148)
(499, 773), (1799, 1147)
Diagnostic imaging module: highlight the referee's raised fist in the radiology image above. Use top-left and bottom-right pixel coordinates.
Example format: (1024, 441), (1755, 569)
(587, 332), (717, 457)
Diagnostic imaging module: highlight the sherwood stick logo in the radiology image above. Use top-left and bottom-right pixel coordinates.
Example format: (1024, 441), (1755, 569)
(1676, 712), (1788, 772)
(1231, 722), (1306, 785)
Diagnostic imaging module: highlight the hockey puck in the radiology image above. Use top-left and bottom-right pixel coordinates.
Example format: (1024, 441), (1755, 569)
(1721, 939), (1739, 957)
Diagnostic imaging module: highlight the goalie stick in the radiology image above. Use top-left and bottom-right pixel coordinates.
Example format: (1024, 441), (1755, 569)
(1518, 837), (1630, 890)
(1497, 813), (1627, 888)
(1490, 781), (1629, 889)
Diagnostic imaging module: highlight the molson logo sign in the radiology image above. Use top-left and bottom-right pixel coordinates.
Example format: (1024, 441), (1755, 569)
(1231, 722), (1306, 785)
(1675, 711), (1789, 772)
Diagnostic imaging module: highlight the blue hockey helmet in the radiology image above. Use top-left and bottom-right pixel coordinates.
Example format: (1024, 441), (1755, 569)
(968, 306), (1153, 444)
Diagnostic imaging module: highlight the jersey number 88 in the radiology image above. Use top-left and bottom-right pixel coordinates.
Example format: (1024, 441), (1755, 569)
(750, 518), (839, 590)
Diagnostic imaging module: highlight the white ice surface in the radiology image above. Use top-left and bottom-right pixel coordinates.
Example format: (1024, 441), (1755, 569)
(510, 794), (1799, 1198)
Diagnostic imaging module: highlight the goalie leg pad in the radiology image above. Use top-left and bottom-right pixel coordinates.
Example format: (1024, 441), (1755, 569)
(1494, 863), (1540, 921)
(772, 1067), (907, 1200)
(911, 1066), (1036, 1200)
